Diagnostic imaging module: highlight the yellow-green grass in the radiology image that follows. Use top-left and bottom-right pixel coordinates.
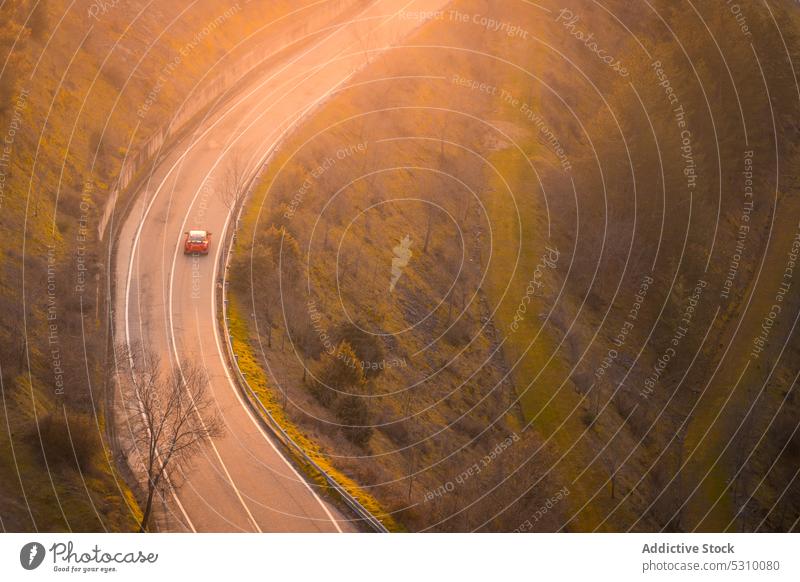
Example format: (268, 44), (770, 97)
(481, 142), (613, 531)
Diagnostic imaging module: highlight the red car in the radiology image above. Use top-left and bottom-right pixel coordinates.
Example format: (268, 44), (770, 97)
(184, 229), (211, 254)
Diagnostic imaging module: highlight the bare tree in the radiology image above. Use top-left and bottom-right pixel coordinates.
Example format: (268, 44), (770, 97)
(116, 344), (223, 532)
(219, 151), (249, 212)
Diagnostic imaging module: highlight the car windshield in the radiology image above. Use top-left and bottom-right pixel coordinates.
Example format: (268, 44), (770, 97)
(188, 231), (206, 242)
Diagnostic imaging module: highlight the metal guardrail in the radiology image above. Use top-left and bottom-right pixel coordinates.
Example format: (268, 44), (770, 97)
(216, 172), (389, 534)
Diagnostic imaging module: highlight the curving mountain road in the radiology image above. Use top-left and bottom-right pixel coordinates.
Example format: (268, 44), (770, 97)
(112, 0), (449, 532)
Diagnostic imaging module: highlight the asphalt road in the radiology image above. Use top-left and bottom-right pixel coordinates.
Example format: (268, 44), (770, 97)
(113, 0), (449, 532)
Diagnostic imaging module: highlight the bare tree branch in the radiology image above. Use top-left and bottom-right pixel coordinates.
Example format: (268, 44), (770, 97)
(115, 342), (224, 532)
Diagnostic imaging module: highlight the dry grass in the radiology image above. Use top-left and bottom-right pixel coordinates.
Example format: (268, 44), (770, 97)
(228, 0), (800, 532)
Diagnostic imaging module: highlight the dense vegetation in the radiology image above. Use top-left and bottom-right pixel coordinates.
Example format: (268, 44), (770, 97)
(230, 0), (800, 531)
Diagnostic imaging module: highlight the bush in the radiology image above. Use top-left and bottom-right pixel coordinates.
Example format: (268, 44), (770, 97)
(33, 412), (101, 472)
(333, 322), (386, 378)
(380, 417), (409, 445)
(453, 414), (484, 439)
(444, 317), (471, 346)
(335, 394), (372, 446)
(309, 373), (337, 407)
(311, 341), (366, 399)
(311, 341), (373, 446)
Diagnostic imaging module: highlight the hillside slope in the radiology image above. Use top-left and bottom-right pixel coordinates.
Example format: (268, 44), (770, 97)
(229, 0), (800, 531)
